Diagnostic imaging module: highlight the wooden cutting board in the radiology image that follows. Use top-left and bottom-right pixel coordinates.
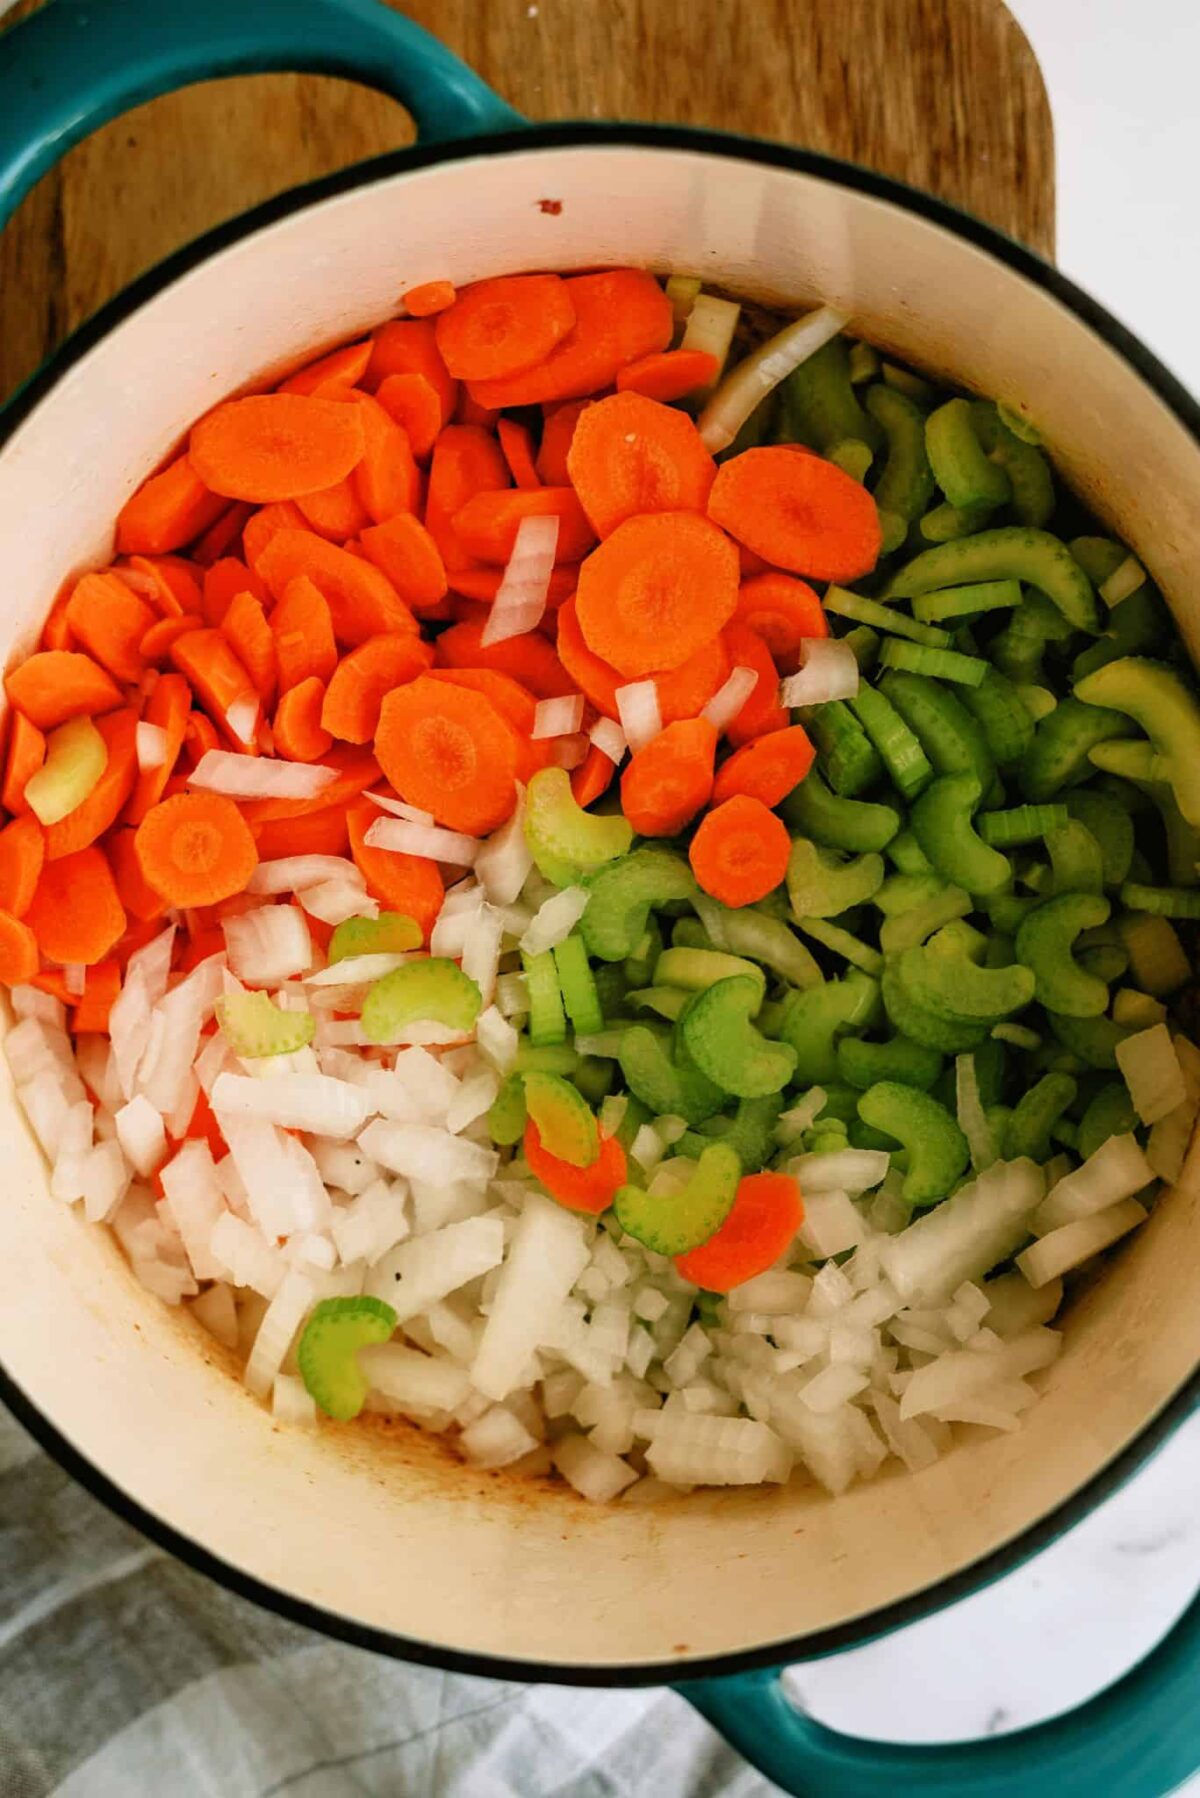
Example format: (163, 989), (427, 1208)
(0, 0), (1053, 402)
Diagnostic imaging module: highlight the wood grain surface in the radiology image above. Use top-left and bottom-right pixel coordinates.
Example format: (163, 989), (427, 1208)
(0, 0), (1053, 403)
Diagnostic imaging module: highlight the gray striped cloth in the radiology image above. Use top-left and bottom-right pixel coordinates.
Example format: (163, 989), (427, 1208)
(0, 1408), (778, 1797)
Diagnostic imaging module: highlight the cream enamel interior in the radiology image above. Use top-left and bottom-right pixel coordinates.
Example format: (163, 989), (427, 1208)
(1, 142), (1199, 1673)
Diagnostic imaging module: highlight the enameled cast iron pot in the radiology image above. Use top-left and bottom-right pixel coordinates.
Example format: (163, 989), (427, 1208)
(3, 3), (1200, 1791)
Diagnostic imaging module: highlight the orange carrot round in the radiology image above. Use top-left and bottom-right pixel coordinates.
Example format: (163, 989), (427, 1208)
(444, 565), (577, 608)
(170, 629), (259, 749)
(321, 633), (432, 743)
(271, 574), (338, 693)
(296, 476), (372, 541)
(450, 487), (595, 564)
(273, 676), (334, 763)
(348, 392), (420, 524)
(116, 454), (226, 556)
(201, 557), (268, 627)
(524, 1121), (627, 1214)
(620, 718), (717, 837)
(63, 572), (155, 684)
(464, 269), (672, 408)
(0, 911), (39, 984)
(404, 279), (457, 317)
(574, 510), (739, 678)
(133, 791), (258, 907)
(497, 417), (542, 491)
(109, 826), (170, 922)
(537, 398), (593, 485)
(252, 806), (349, 861)
(0, 816), (45, 918)
(435, 274), (576, 381)
(189, 394), (366, 503)
(711, 723), (815, 809)
(242, 501), (307, 571)
(358, 513), (449, 615)
(374, 372), (444, 460)
(5, 651), (122, 730)
(192, 500), (253, 567)
(46, 708), (138, 860)
(708, 446), (882, 582)
(674, 1172), (804, 1292)
(434, 616), (574, 699)
(238, 746), (379, 825)
(40, 586), (75, 651)
(569, 743), (616, 809)
(615, 347), (719, 403)
(375, 675), (518, 836)
(26, 844), (126, 965)
(688, 793), (790, 907)
(137, 555), (205, 617)
(277, 338), (373, 398)
(140, 614), (205, 665)
(555, 597), (729, 724)
(347, 798), (442, 941)
(566, 390), (717, 538)
(255, 528), (415, 646)
(425, 424), (511, 574)
(722, 623), (789, 748)
(2, 712), (46, 815)
(126, 673), (190, 824)
(735, 572), (827, 670)
(427, 667), (552, 785)
(71, 958), (122, 1034)
(220, 590), (277, 707)
(366, 320), (458, 428)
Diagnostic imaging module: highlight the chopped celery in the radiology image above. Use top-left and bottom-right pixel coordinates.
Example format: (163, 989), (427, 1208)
(879, 640), (988, 687)
(824, 587), (952, 649)
(783, 766), (899, 853)
(552, 933), (603, 1035)
(799, 700), (883, 797)
(836, 1034), (943, 1092)
(692, 896), (824, 990)
(514, 1042), (580, 1075)
(1020, 697), (1139, 801)
(880, 668), (995, 787)
(857, 1082), (968, 1205)
(523, 766), (632, 885)
(679, 976), (798, 1098)
(848, 684), (933, 800)
(1115, 912), (1190, 996)
(786, 838), (884, 919)
(521, 949), (567, 1046)
(298, 1296), (397, 1421)
(925, 397), (1012, 511)
(778, 973), (881, 1084)
(911, 579), (1022, 625)
(1003, 1073), (1077, 1161)
(911, 774), (1010, 895)
(890, 528), (1099, 634)
(614, 1143), (741, 1255)
(361, 958), (481, 1044)
(627, 986), (689, 1021)
(523, 1070), (599, 1166)
(1118, 883), (1200, 920)
(487, 1073), (528, 1146)
(978, 804), (1069, 848)
(961, 669), (1035, 768)
(1063, 790), (1135, 886)
(865, 382), (935, 521)
(215, 990), (315, 1058)
(969, 401), (1055, 527)
(580, 848), (696, 961)
(1015, 893), (1112, 1017)
(898, 941), (1035, 1024)
(1075, 658), (1200, 829)
(1045, 819), (1105, 896)
(795, 916), (884, 976)
(328, 912), (421, 962)
(699, 1093), (784, 1173)
(828, 438), (874, 482)
(617, 1024), (723, 1125)
(776, 335), (882, 454)
(24, 716), (106, 826)
(654, 946), (765, 1005)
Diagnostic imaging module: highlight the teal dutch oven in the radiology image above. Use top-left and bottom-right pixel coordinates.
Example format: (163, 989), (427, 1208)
(1, 3), (1200, 1793)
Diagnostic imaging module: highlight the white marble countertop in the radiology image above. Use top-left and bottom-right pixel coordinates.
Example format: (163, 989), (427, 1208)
(781, 6), (1200, 1784)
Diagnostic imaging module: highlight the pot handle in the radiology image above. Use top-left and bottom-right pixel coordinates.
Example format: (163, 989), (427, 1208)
(676, 1584), (1200, 1798)
(0, 0), (523, 233)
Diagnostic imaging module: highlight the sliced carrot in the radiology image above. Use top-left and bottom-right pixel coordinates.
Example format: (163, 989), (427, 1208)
(238, 746), (379, 825)
(427, 667), (551, 784)
(321, 633), (433, 743)
(2, 712), (46, 814)
(358, 513), (448, 615)
(243, 501), (307, 571)
(712, 724), (815, 809)
(375, 675), (517, 835)
(616, 346), (719, 403)
(271, 574), (338, 694)
(191, 500), (253, 567)
(5, 651), (122, 730)
(434, 616), (574, 699)
(620, 717), (717, 836)
(277, 338), (373, 397)
(708, 446), (882, 583)
(297, 476), (372, 541)
(465, 270), (673, 408)
(374, 372), (444, 461)
(566, 390), (717, 540)
(524, 1120), (627, 1214)
(347, 392), (420, 524)
(445, 564), (577, 607)
(126, 673), (190, 824)
(674, 1172), (804, 1292)
(496, 418), (541, 491)
(425, 424), (511, 574)
(39, 583), (75, 651)
(450, 487), (595, 565)
(537, 398), (592, 485)
(116, 454), (226, 556)
(366, 320), (458, 427)
(142, 555), (205, 616)
(454, 391), (500, 431)
(174, 923), (229, 975)
(255, 527), (416, 646)
(571, 743), (617, 809)
(273, 676), (334, 763)
(735, 572), (827, 672)
(140, 613), (205, 664)
(404, 280), (456, 318)
(347, 797), (443, 942)
(202, 556), (269, 626)
(0, 911), (39, 984)
(28, 967), (73, 1003)
(555, 596), (729, 723)
(688, 794), (791, 908)
(220, 590), (277, 707)
(109, 826), (170, 921)
(26, 844), (126, 965)
(181, 1083), (229, 1158)
(134, 791), (257, 907)
(61, 571), (154, 684)
(0, 816), (45, 917)
(182, 709), (220, 770)
(434, 274), (576, 381)
(45, 708), (138, 859)
(722, 623), (789, 748)
(574, 511), (739, 678)
(71, 960), (122, 1035)
(252, 805), (349, 860)
(170, 630), (259, 750)
(189, 394), (366, 503)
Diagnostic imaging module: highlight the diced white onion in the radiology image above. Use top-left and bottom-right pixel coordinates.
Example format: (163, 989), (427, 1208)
(249, 856), (362, 895)
(114, 1093), (168, 1179)
(549, 734), (588, 770)
(1116, 1023), (1187, 1124)
(304, 951), (409, 987)
(459, 904), (505, 1006)
(136, 721), (169, 772)
(553, 1433), (639, 1502)
(224, 695), (260, 747)
(703, 666), (759, 732)
(272, 1373), (317, 1425)
(697, 304), (850, 452)
(475, 787), (533, 907)
(779, 638), (860, 708)
(223, 905), (312, 984)
(480, 515), (559, 646)
(645, 1414), (789, 1486)
(589, 717), (627, 764)
(1017, 1201), (1147, 1288)
(471, 1195), (590, 1400)
(1099, 554), (1145, 608)
(615, 680), (662, 753)
(532, 695), (585, 740)
(798, 1189), (866, 1258)
(475, 1005), (519, 1073)
(520, 885), (589, 957)
(63, 963), (86, 998)
(189, 751), (337, 800)
(363, 791), (435, 826)
(1031, 1133), (1154, 1235)
(359, 1343), (471, 1414)
(297, 879), (378, 926)
(880, 1158), (1045, 1306)
(681, 295), (741, 394)
(955, 1053), (997, 1171)
(212, 1070), (370, 1141)
(365, 1216), (506, 1321)
(363, 816), (478, 866)
(787, 1149), (889, 1195)
(244, 1268), (315, 1397)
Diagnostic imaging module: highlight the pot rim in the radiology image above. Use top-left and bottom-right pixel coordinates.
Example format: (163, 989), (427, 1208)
(2, 118), (1199, 1689)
